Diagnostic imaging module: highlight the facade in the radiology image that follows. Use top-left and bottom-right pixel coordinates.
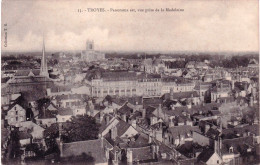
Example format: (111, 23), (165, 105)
(138, 74), (162, 97)
(161, 77), (195, 94)
(91, 71), (138, 97)
(5, 103), (27, 126)
(211, 82), (231, 102)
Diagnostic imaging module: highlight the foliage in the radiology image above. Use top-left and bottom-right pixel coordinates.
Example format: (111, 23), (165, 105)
(62, 115), (100, 143)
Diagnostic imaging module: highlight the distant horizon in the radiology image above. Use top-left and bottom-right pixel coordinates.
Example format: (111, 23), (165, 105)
(2, 50), (259, 55)
(2, 1), (259, 52)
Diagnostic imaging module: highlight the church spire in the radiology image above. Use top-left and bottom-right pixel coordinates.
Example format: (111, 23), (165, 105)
(40, 35), (49, 78)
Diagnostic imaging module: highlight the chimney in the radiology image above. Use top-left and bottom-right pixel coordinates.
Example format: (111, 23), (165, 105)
(244, 83), (248, 92)
(122, 113), (126, 122)
(101, 136), (104, 148)
(43, 105), (46, 118)
(158, 104), (161, 117)
(187, 100), (192, 109)
(250, 96), (254, 107)
(113, 151), (118, 165)
(111, 126), (117, 139)
(127, 149), (133, 163)
(205, 124), (210, 133)
(60, 141), (64, 157)
(214, 140), (218, 154)
(151, 145), (157, 159)
(231, 80), (235, 90)
(105, 147), (110, 160)
(142, 108), (146, 118)
(131, 120), (137, 128)
(148, 134), (152, 143)
(169, 118), (174, 127)
(106, 115), (110, 125)
(170, 88), (174, 100)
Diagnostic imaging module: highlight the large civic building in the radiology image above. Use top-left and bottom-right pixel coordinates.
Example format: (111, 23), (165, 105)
(81, 40), (105, 62)
(90, 71), (163, 98)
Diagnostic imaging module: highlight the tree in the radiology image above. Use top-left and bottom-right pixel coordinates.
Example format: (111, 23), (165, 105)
(62, 115), (100, 143)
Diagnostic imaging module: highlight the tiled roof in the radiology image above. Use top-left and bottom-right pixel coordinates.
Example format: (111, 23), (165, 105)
(162, 76), (191, 83)
(222, 124), (259, 139)
(131, 146), (153, 162)
(118, 104), (133, 116)
(205, 128), (221, 140)
(15, 69), (40, 76)
(197, 148), (215, 163)
(143, 98), (162, 109)
(137, 73), (161, 80)
(162, 91), (199, 100)
(163, 102), (221, 116)
(127, 134), (150, 148)
(101, 71), (137, 81)
(103, 95), (127, 106)
(116, 120), (132, 137)
(8, 76), (52, 85)
(19, 131), (32, 140)
(58, 108), (73, 116)
(55, 94), (83, 100)
(129, 111), (142, 120)
(145, 106), (157, 118)
(22, 90), (47, 102)
(221, 136), (254, 154)
(49, 85), (71, 93)
(7, 96), (28, 111)
(62, 138), (112, 164)
(126, 96), (143, 105)
(168, 125), (200, 137)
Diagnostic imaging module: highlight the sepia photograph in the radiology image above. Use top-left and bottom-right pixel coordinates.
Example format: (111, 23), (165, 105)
(1, 0), (259, 164)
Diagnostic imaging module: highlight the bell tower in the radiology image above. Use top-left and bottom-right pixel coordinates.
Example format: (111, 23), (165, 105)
(40, 36), (49, 78)
(86, 40), (94, 51)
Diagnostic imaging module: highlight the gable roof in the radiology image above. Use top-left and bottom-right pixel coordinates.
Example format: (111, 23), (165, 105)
(62, 138), (112, 164)
(118, 104), (133, 116)
(7, 96), (28, 111)
(197, 148), (215, 163)
(15, 69), (41, 77)
(168, 125), (200, 138)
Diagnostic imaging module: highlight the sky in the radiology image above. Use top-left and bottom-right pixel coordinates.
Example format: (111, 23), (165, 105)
(1, 0), (259, 52)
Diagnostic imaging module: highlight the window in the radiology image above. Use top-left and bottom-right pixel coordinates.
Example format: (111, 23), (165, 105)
(16, 117), (18, 121)
(217, 160), (219, 164)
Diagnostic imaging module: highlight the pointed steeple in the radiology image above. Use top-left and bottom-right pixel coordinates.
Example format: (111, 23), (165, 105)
(40, 35), (49, 78)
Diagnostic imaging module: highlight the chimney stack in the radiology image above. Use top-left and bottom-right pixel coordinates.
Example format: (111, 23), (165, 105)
(122, 113), (126, 122)
(231, 80), (235, 90)
(142, 108), (146, 118)
(205, 124), (210, 133)
(170, 88), (174, 100)
(111, 126), (118, 139)
(244, 83), (248, 92)
(106, 115), (110, 125)
(158, 104), (161, 117)
(127, 149), (133, 163)
(250, 96), (254, 107)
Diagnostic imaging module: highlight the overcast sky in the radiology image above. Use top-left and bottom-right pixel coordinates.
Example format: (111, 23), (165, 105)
(1, 0), (259, 52)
